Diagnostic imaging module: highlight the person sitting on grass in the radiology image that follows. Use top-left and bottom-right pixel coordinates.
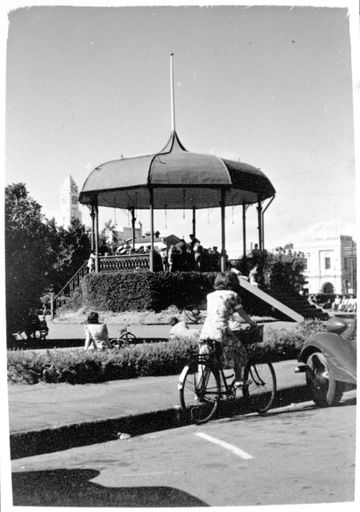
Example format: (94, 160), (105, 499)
(199, 271), (257, 387)
(169, 317), (199, 342)
(84, 311), (112, 351)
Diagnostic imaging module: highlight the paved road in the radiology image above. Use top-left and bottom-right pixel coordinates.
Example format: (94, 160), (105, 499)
(10, 393), (356, 508)
(16, 318), (298, 345)
(11, 321), (183, 351)
(9, 360), (305, 434)
(38, 320), (178, 340)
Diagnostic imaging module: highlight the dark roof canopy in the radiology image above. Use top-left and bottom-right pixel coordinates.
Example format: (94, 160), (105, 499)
(79, 131), (275, 210)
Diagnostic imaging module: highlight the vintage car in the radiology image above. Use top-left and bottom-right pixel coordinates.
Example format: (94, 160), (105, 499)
(295, 316), (357, 407)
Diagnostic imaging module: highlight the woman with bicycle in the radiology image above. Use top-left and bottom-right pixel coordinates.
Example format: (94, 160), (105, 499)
(199, 271), (257, 387)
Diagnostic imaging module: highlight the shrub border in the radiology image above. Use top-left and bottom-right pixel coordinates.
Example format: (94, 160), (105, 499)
(7, 320), (326, 385)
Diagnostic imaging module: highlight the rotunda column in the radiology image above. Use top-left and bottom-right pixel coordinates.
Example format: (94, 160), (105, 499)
(149, 189), (155, 271)
(94, 199), (99, 272)
(220, 189), (227, 272)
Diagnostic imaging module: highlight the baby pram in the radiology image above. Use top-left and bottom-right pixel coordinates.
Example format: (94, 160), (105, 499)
(20, 312), (49, 341)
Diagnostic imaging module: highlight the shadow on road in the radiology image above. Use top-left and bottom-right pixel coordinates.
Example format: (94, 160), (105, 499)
(216, 392), (356, 427)
(12, 468), (208, 507)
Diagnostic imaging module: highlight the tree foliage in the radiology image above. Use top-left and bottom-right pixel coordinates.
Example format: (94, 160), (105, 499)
(260, 245), (308, 292)
(49, 218), (91, 290)
(5, 183), (91, 336)
(5, 183), (54, 333)
(235, 244), (308, 292)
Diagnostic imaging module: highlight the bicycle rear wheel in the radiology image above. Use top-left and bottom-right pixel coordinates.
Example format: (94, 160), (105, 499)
(178, 359), (221, 424)
(243, 362), (276, 414)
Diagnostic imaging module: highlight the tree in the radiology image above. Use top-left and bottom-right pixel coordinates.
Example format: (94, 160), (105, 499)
(5, 184), (92, 337)
(49, 218), (91, 292)
(101, 219), (117, 253)
(5, 183), (55, 334)
(261, 245), (308, 292)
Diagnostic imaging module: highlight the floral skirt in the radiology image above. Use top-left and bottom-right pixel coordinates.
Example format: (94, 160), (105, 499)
(222, 331), (247, 370)
(199, 330), (247, 371)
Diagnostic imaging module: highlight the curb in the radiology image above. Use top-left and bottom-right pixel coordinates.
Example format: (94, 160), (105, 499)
(10, 384), (311, 460)
(7, 337), (170, 351)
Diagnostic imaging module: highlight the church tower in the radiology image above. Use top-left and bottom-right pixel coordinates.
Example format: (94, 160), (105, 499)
(60, 175), (82, 227)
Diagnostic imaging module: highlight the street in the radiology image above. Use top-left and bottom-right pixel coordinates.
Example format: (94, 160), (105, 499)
(29, 319), (299, 340)
(12, 319), (298, 352)
(11, 393), (356, 507)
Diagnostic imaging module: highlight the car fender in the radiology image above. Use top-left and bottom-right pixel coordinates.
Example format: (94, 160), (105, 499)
(299, 332), (356, 385)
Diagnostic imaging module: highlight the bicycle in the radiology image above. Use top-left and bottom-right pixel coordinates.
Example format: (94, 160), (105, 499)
(178, 325), (276, 424)
(183, 308), (202, 324)
(109, 325), (138, 348)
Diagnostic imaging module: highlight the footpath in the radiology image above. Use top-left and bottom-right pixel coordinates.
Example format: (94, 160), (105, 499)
(8, 321), (309, 460)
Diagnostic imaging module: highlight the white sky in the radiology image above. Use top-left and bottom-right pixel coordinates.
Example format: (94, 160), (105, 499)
(3, 0), (359, 257)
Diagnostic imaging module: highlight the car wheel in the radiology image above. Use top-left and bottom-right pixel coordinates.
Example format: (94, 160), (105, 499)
(306, 352), (345, 407)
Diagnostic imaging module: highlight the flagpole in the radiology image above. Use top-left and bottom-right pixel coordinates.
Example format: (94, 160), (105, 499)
(170, 52), (176, 132)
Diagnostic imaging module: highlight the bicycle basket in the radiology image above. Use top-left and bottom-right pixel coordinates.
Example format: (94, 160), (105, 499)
(238, 325), (264, 344)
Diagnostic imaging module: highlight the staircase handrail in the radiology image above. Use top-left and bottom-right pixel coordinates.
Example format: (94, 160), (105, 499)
(52, 260), (88, 303)
(238, 275), (304, 322)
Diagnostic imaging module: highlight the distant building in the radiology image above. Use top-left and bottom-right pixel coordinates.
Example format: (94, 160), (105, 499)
(132, 233), (182, 251)
(103, 221), (182, 252)
(104, 222), (143, 248)
(295, 235), (357, 295)
(60, 175), (82, 227)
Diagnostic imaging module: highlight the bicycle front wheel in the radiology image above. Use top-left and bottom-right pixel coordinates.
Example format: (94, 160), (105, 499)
(178, 360), (221, 424)
(119, 332), (137, 345)
(243, 362), (276, 414)
(184, 309), (201, 324)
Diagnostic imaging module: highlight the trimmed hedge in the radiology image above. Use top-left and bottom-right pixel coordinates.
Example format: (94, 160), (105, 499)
(7, 338), (199, 385)
(72, 269), (285, 316)
(81, 271), (217, 312)
(7, 321), (326, 385)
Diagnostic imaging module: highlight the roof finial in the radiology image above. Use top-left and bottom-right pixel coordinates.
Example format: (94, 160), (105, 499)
(170, 52), (176, 133)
